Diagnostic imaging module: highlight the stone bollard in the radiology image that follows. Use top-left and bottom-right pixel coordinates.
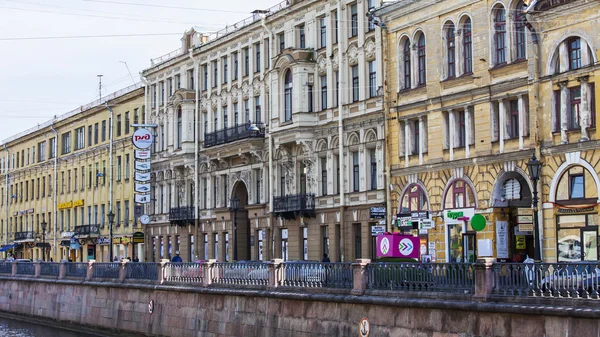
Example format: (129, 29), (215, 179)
(58, 262), (67, 280)
(267, 259), (283, 290)
(118, 260), (128, 283)
(473, 258), (495, 301)
(159, 259), (170, 285)
(34, 262), (41, 278)
(351, 259), (371, 296)
(86, 260), (95, 281)
(11, 261), (17, 277)
(202, 260), (217, 287)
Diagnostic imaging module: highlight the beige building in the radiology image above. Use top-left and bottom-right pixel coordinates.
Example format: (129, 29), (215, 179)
(375, 0), (599, 262)
(0, 85), (145, 262)
(143, 0), (386, 262)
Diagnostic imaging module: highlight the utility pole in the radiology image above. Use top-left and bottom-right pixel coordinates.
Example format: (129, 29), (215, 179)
(98, 75), (103, 99)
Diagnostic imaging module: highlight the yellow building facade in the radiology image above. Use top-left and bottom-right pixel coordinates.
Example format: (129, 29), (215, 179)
(0, 85), (145, 262)
(375, 0), (599, 262)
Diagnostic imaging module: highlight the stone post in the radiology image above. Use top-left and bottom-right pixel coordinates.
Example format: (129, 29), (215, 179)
(86, 260), (95, 281)
(58, 262), (67, 280)
(202, 259), (217, 287)
(34, 262), (41, 278)
(11, 261), (17, 277)
(159, 259), (170, 285)
(473, 258), (495, 301)
(351, 259), (371, 296)
(267, 259), (283, 290)
(118, 260), (128, 283)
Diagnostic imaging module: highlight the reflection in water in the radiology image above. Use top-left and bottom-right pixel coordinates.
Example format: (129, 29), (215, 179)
(0, 315), (103, 337)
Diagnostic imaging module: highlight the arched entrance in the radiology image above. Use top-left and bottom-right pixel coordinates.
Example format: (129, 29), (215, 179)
(231, 181), (250, 261)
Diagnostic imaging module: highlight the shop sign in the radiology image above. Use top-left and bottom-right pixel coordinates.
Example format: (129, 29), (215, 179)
(97, 237), (111, 245)
(61, 231), (74, 238)
(443, 208), (475, 225)
(370, 207), (386, 219)
(517, 215), (533, 223)
(371, 225), (385, 236)
(73, 199), (84, 207)
(133, 232), (145, 244)
(112, 237), (122, 245)
(496, 220), (509, 259)
(135, 194), (151, 204)
(516, 235), (526, 249)
(70, 238), (81, 250)
(12, 212), (17, 216)
(411, 211), (429, 221)
(135, 172), (151, 182)
(517, 208), (533, 216)
(135, 182), (151, 193)
(557, 206), (596, 214)
(58, 201), (73, 210)
(419, 219), (434, 230)
(397, 216), (413, 229)
(376, 234), (419, 259)
(132, 129), (153, 149)
(121, 237), (131, 245)
(27, 208), (34, 214)
(19, 210), (27, 215)
(135, 161), (151, 171)
(518, 223), (534, 232)
(135, 150), (151, 160)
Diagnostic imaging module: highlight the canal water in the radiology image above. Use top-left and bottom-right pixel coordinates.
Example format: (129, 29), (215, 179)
(0, 315), (107, 337)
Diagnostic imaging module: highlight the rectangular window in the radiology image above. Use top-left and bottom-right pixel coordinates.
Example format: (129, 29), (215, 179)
(334, 71), (339, 107)
(370, 149), (377, 190)
(457, 111), (466, 147)
(412, 119), (419, 155)
(367, 0), (375, 31)
(222, 57), (228, 84)
(61, 132), (71, 154)
(101, 120), (106, 142)
(368, 60), (377, 98)
(212, 61), (218, 88)
(116, 114), (122, 137)
(125, 154), (130, 179)
(254, 96), (261, 123)
(321, 157), (327, 195)
(116, 201), (121, 227)
(160, 82), (165, 105)
(203, 64), (208, 90)
(320, 75), (327, 110)
(279, 33), (285, 53)
(255, 43), (261, 73)
(94, 123), (99, 144)
(188, 69), (194, 90)
(352, 65), (359, 102)
(333, 10), (338, 44)
(319, 17), (327, 48)
(124, 200), (130, 226)
(223, 106), (228, 129)
(125, 111), (130, 134)
(116, 156), (122, 181)
(101, 204), (105, 227)
(167, 78), (173, 96)
(175, 75), (180, 89)
(87, 125), (92, 147)
(298, 25), (306, 48)
(308, 85), (313, 112)
(569, 87), (581, 130)
(509, 100), (519, 139)
(75, 127), (85, 150)
(354, 223), (362, 259)
(38, 142), (46, 162)
(350, 4), (358, 37)
(569, 174), (585, 199)
(88, 165), (92, 188)
(233, 52), (238, 80)
(244, 48), (249, 77)
(353, 151), (359, 192)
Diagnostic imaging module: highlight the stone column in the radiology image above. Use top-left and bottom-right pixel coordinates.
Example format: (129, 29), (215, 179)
(85, 260), (94, 281)
(351, 259), (371, 296)
(267, 258), (283, 290)
(473, 258), (495, 301)
(34, 261), (41, 278)
(578, 76), (590, 141)
(58, 261), (66, 280)
(560, 81), (568, 143)
(202, 259), (216, 287)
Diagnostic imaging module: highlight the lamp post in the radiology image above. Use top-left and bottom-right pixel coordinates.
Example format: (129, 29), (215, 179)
(107, 211), (115, 262)
(526, 154), (543, 261)
(41, 220), (47, 262)
(231, 195), (239, 261)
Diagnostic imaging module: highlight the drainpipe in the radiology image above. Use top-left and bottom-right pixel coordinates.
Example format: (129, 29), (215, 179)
(50, 123), (58, 260)
(337, 0), (345, 262)
(3, 144), (9, 253)
(524, 8), (543, 261)
(261, 15), (275, 261)
(189, 48), (200, 261)
(105, 102), (114, 260)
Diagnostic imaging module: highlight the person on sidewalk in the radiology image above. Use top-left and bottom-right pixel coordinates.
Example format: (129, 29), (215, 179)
(171, 250), (183, 263)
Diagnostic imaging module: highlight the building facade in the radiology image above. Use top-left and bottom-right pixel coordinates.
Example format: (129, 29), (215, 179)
(143, 0), (385, 262)
(375, 0), (599, 262)
(0, 85), (145, 262)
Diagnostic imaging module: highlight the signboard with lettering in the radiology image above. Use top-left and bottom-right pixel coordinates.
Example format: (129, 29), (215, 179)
(135, 150), (151, 160)
(444, 208), (475, 225)
(376, 234), (420, 259)
(133, 232), (145, 244)
(496, 220), (509, 258)
(73, 199), (84, 207)
(518, 223), (534, 232)
(58, 201), (73, 210)
(370, 207), (386, 219)
(132, 129), (153, 149)
(135, 194), (151, 204)
(371, 225), (385, 236)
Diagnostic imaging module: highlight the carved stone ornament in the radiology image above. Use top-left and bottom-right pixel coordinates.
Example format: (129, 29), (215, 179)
(331, 50), (340, 70)
(211, 96), (219, 109)
(242, 81), (251, 99)
(231, 87), (239, 103)
(365, 39), (376, 61)
(282, 160), (295, 194)
(239, 153), (251, 165)
(317, 56), (327, 75)
(302, 157), (317, 193)
(253, 81), (262, 96)
(221, 95), (228, 107)
(348, 44), (359, 66)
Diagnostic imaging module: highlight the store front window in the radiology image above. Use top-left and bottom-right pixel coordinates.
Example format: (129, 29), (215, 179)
(443, 179), (476, 262)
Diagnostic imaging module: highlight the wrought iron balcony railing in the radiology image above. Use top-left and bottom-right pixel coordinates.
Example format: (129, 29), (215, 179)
(14, 231), (35, 242)
(73, 224), (100, 238)
(169, 206), (195, 225)
(273, 193), (316, 220)
(204, 122), (265, 148)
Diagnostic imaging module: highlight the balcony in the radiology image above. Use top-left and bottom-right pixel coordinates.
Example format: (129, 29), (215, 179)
(73, 225), (100, 238)
(169, 206), (195, 225)
(204, 122), (265, 148)
(273, 194), (316, 220)
(14, 231), (35, 243)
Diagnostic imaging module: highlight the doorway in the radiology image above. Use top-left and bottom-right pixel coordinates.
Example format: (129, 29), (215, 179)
(231, 182), (250, 261)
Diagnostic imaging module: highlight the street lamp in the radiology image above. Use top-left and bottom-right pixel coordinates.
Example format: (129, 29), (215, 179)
(107, 211), (115, 262)
(40, 221), (47, 262)
(230, 195), (239, 261)
(526, 154), (543, 261)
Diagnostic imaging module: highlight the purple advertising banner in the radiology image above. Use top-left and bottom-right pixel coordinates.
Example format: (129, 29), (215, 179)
(376, 234), (420, 259)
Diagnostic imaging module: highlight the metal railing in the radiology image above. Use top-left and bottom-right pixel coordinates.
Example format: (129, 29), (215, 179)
(126, 263), (160, 281)
(367, 263), (475, 293)
(40, 263), (59, 277)
(169, 206), (195, 224)
(73, 224), (100, 238)
(93, 263), (120, 279)
(16, 263), (35, 276)
(492, 262), (600, 299)
(204, 122), (265, 148)
(65, 263), (88, 278)
(164, 263), (203, 283)
(0, 262), (11, 274)
(273, 194), (316, 219)
(212, 262), (269, 286)
(14, 231), (35, 242)
(280, 262), (353, 288)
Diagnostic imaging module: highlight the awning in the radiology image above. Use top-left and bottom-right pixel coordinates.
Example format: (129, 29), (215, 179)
(35, 242), (51, 249)
(0, 244), (18, 252)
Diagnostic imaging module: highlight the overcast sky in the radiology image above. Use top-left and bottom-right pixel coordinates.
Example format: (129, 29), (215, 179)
(0, 0), (277, 141)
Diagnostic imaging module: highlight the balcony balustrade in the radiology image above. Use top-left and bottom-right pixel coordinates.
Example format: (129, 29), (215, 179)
(273, 193), (316, 219)
(14, 231), (35, 243)
(169, 206), (195, 225)
(73, 224), (100, 238)
(204, 122), (265, 148)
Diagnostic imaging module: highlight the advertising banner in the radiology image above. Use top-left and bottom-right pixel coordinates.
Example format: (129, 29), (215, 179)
(135, 161), (151, 171)
(135, 194), (151, 204)
(376, 234), (420, 259)
(135, 182), (151, 193)
(132, 129), (153, 149)
(135, 172), (150, 182)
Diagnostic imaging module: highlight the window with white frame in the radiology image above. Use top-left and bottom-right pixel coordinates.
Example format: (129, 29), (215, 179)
(319, 17), (326, 48)
(493, 5), (507, 65)
(462, 18), (473, 74)
(399, 38), (411, 90)
(320, 75), (327, 109)
(351, 65), (359, 102)
(417, 33), (426, 85)
(445, 22), (456, 79)
(368, 60), (377, 98)
(514, 1), (526, 61)
(284, 69), (293, 122)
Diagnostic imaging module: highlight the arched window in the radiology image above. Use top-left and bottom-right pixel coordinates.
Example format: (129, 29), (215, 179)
(403, 39), (411, 89)
(176, 108), (182, 149)
(444, 179), (476, 209)
(514, 1), (526, 60)
(400, 184), (428, 213)
(462, 18), (473, 74)
(568, 37), (582, 70)
(446, 23), (456, 79)
(284, 69), (293, 122)
(494, 6), (506, 65)
(417, 34), (426, 85)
